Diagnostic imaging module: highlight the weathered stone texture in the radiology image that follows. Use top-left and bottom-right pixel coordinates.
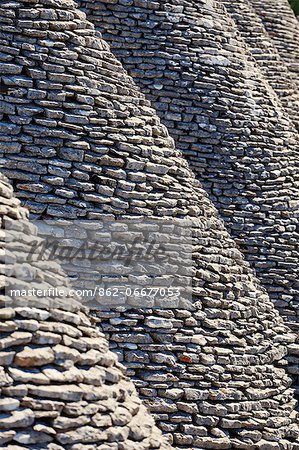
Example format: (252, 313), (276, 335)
(0, 172), (171, 450)
(0, 1), (299, 449)
(248, 0), (299, 83)
(221, 0), (299, 130)
(76, 0), (299, 330)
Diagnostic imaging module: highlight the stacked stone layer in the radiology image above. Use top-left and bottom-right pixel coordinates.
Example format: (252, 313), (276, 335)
(0, 172), (172, 450)
(76, 0), (299, 327)
(221, 0), (299, 131)
(0, 1), (299, 449)
(248, 0), (299, 85)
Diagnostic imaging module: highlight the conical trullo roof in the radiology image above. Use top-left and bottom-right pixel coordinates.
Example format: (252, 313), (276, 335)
(77, 0), (299, 324)
(247, 0), (299, 86)
(0, 172), (172, 449)
(0, 1), (299, 449)
(221, 0), (299, 131)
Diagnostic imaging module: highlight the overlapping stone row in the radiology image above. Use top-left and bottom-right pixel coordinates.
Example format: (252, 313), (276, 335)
(1, 1), (299, 448)
(4, 2), (299, 327)
(76, 0), (299, 326)
(248, 0), (299, 87)
(221, 0), (299, 131)
(0, 172), (172, 450)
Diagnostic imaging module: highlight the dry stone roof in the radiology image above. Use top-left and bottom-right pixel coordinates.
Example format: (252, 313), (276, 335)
(221, 0), (299, 131)
(248, 0), (299, 86)
(0, 1), (299, 449)
(0, 172), (172, 450)
(2, 0), (299, 330)
(77, 0), (299, 325)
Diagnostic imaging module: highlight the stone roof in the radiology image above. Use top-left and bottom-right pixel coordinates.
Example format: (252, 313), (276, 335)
(77, 0), (299, 325)
(0, 172), (172, 449)
(222, 0), (299, 131)
(2, 0), (299, 327)
(248, 0), (299, 84)
(0, 1), (299, 449)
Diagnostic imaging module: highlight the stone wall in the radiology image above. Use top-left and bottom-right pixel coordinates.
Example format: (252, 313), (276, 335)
(77, 0), (299, 326)
(248, 0), (299, 84)
(0, 172), (172, 450)
(1, 2), (299, 449)
(222, 0), (299, 131)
